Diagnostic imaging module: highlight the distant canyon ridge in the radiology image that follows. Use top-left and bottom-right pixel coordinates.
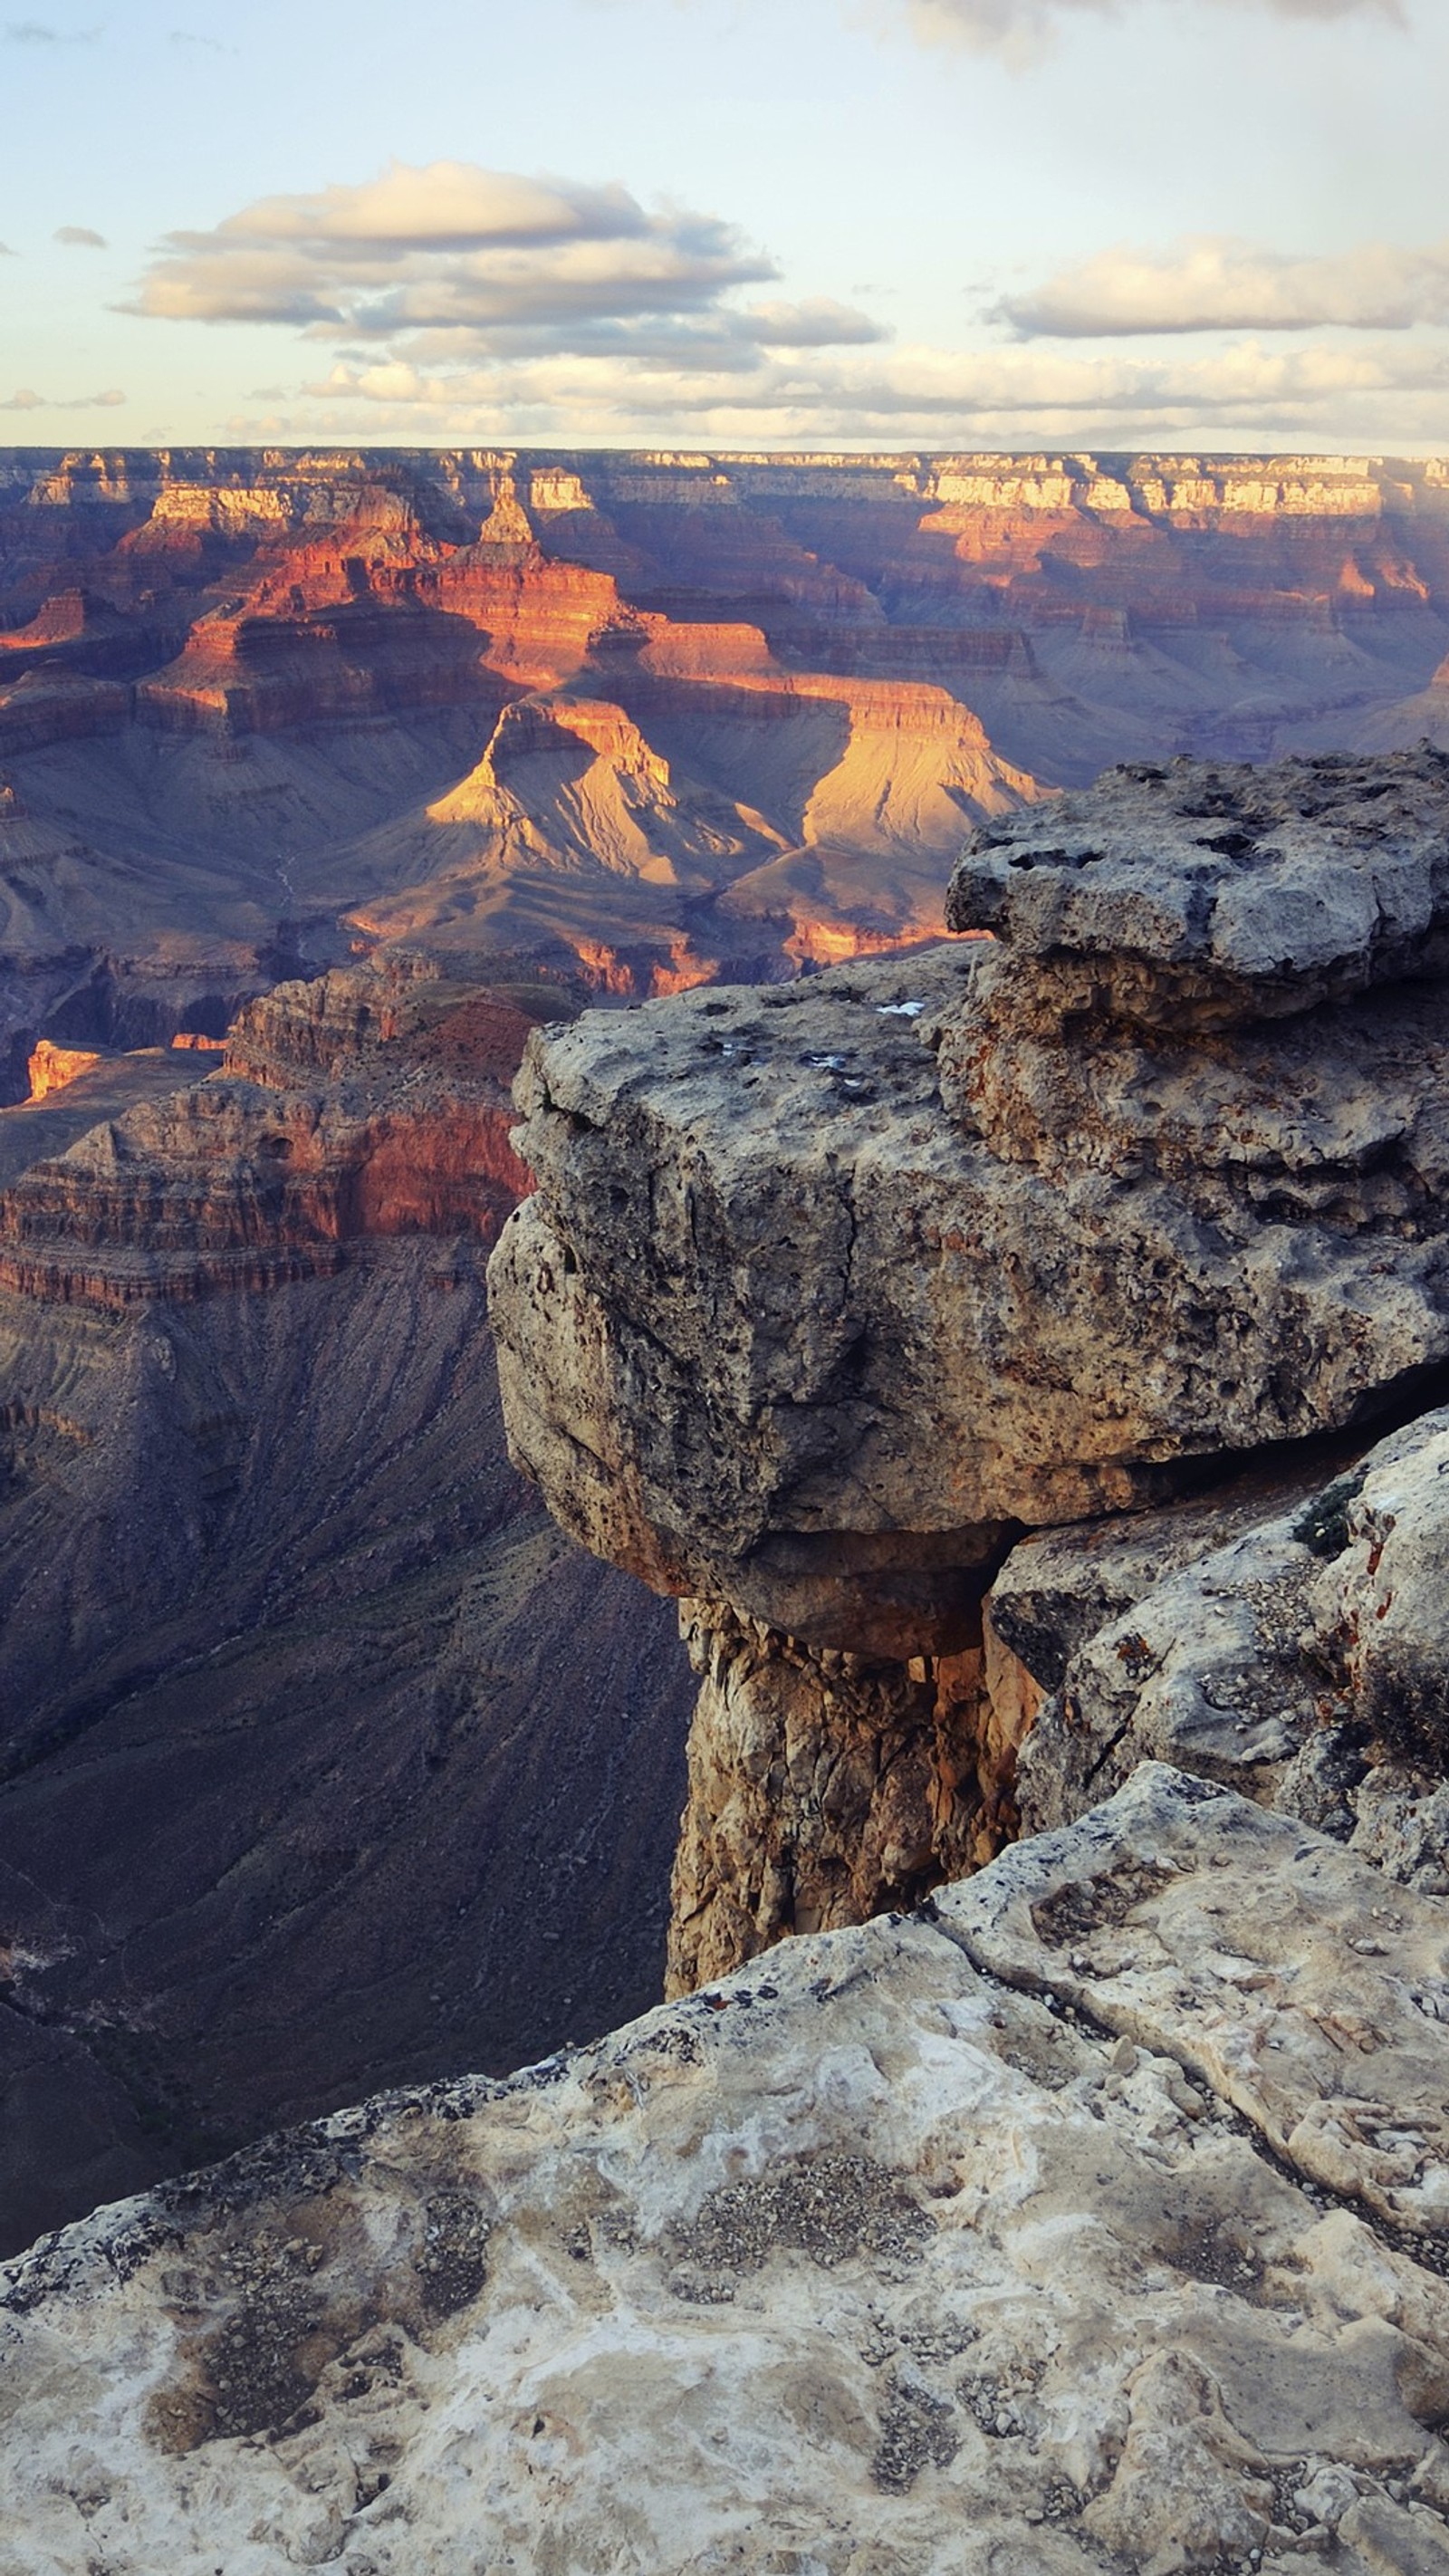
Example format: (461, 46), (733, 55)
(5, 446), (1449, 1091)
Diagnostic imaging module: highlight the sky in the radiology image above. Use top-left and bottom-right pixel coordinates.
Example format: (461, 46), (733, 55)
(0, 0), (1442, 454)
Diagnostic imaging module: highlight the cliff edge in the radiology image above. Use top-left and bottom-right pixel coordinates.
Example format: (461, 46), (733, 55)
(487, 748), (1449, 1982)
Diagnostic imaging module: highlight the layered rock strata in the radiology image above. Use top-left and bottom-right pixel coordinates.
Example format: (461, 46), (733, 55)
(0, 964), (557, 1305)
(7, 1770), (1449, 2574)
(490, 748), (1449, 1976)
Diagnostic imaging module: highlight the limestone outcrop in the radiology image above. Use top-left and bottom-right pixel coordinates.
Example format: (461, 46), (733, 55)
(489, 747), (1449, 1976)
(667, 1600), (1024, 1994)
(6, 1771), (1449, 2574)
(491, 752), (1449, 1648)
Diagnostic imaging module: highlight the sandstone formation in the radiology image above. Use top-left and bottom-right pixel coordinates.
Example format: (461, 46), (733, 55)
(11, 445), (1449, 1092)
(492, 751), (1449, 1630)
(5, 1770), (1449, 2574)
(489, 747), (1449, 1984)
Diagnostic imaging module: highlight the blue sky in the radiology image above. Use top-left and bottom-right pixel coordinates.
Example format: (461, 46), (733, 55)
(0, 0), (1442, 450)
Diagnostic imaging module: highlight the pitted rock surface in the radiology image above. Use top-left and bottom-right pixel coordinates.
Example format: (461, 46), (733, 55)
(1017, 1404), (1449, 1888)
(945, 748), (1449, 1033)
(489, 902), (1449, 1655)
(5, 1770), (1449, 2575)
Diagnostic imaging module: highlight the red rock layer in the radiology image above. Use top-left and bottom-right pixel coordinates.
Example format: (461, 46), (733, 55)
(0, 967), (561, 1309)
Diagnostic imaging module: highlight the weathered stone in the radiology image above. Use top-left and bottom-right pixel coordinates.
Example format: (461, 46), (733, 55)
(945, 747), (1449, 1033)
(490, 924), (1449, 1654)
(667, 1600), (1024, 1995)
(943, 1764), (1449, 2240)
(987, 1445), (1362, 1693)
(5, 1771), (1449, 2573)
(1016, 1404), (1449, 1886)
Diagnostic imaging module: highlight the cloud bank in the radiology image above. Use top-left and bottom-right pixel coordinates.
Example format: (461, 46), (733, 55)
(138, 158), (1449, 451)
(301, 332), (1449, 448)
(899, 0), (1399, 60)
(4, 19), (101, 40)
(130, 160), (884, 366)
(1, 385), (123, 409)
(999, 236), (1449, 336)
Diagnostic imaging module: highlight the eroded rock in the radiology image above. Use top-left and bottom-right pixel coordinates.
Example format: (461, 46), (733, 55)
(945, 747), (1449, 1032)
(490, 812), (1449, 1656)
(667, 1599), (1026, 1995)
(1017, 1403), (1449, 1889)
(5, 1771), (1449, 2574)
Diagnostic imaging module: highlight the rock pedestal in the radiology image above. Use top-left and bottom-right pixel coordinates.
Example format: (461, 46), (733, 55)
(489, 749), (1449, 1980)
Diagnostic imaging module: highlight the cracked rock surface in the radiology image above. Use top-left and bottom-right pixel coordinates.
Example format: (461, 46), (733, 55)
(5, 1767), (1449, 2576)
(1017, 1403), (1449, 1889)
(945, 747), (1449, 1032)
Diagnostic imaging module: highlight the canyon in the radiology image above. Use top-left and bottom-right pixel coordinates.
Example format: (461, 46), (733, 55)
(7, 447), (1449, 1093)
(9, 745), (1449, 2568)
(9, 455), (1449, 2566)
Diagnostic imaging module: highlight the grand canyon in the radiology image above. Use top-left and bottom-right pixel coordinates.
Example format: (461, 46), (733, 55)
(10, 450), (1449, 2574)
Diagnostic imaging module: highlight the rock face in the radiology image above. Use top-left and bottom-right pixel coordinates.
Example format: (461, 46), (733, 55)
(489, 748), (1449, 1979)
(6, 1770), (1449, 2575)
(491, 753), (1449, 1642)
(1011, 1400), (1449, 1882)
(667, 1600), (1023, 1995)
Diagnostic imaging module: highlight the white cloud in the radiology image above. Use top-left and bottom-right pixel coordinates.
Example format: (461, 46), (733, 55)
(998, 235), (1449, 335)
(5, 19), (101, 40)
(1, 384), (123, 409)
(301, 332), (1449, 447)
(55, 223), (107, 248)
(128, 159), (891, 369)
(134, 154), (1449, 452)
(897, 0), (1398, 62)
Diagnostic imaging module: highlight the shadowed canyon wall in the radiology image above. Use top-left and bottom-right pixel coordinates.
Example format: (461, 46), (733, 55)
(0, 965), (695, 2254)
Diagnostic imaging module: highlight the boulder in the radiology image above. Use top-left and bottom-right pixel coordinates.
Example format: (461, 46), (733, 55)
(491, 757), (1449, 1657)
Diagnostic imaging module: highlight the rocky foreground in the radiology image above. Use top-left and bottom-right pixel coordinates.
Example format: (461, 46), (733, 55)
(11, 747), (1449, 2567)
(5, 1768), (1449, 2574)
